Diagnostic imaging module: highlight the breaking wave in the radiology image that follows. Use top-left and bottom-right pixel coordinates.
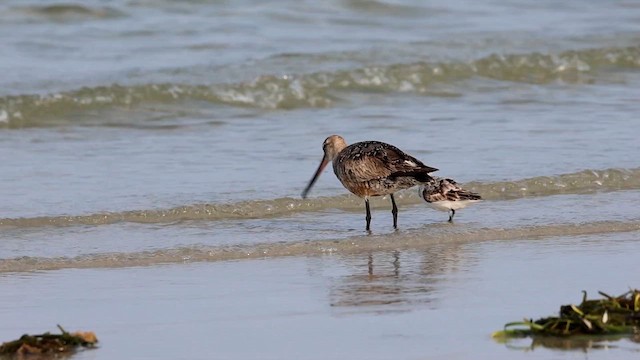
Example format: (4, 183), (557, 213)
(12, 4), (124, 21)
(0, 167), (637, 229)
(2, 45), (639, 127)
(1, 220), (638, 273)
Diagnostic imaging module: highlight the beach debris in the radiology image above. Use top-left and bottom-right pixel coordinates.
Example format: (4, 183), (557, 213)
(0, 325), (98, 357)
(493, 289), (640, 343)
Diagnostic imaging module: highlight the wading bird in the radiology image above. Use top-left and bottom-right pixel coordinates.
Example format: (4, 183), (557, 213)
(301, 135), (438, 231)
(419, 178), (481, 222)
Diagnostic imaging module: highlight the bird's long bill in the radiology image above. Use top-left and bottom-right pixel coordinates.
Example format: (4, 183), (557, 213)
(301, 156), (329, 199)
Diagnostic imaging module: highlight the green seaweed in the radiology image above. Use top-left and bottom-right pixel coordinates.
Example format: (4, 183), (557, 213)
(494, 289), (640, 342)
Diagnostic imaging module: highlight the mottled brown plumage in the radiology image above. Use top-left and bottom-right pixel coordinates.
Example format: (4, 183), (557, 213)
(419, 177), (481, 222)
(302, 135), (438, 230)
(333, 140), (436, 197)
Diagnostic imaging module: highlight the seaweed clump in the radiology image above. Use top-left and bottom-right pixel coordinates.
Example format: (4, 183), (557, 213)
(494, 289), (640, 339)
(0, 325), (97, 358)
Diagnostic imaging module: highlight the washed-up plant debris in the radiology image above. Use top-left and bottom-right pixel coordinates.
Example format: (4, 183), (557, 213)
(0, 325), (97, 358)
(493, 289), (640, 342)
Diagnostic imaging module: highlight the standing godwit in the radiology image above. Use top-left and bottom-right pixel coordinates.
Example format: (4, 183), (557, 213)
(301, 135), (438, 231)
(419, 177), (481, 222)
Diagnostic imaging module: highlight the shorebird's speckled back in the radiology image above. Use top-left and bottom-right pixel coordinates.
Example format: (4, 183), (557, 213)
(420, 178), (481, 203)
(303, 134), (439, 230)
(324, 135), (437, 198)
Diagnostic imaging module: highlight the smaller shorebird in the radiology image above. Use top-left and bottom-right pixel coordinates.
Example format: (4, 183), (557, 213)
(302, 135), (438, 231)
(419, 177), (481, 222)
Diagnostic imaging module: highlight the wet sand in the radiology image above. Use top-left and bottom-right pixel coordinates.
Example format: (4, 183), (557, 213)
(2, 230), (639, 359)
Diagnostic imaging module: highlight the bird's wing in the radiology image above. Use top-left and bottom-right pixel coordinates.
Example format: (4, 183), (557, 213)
(421, 178), (481, 202)
(338, 141), (437, 181)
(440, 179), (482, 201)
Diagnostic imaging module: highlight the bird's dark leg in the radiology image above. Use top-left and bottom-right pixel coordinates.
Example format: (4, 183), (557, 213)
(390, 193), (398, 229)
(448, 209), (455, 222)
(365, 198), (372, 231)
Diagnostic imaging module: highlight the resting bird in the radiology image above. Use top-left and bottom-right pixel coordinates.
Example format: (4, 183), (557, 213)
(302, 135), (438, 230)
(419, 177), (481, 222)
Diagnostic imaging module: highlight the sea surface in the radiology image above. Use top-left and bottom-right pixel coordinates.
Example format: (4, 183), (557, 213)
(1, 0), (639, 359)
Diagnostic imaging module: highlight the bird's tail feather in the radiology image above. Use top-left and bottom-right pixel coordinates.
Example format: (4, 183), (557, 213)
(390, 167), (438, 183)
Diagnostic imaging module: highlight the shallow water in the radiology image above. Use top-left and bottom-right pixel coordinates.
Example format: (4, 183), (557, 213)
(2, 0), (640, 358)
(2, 230), (639, 359)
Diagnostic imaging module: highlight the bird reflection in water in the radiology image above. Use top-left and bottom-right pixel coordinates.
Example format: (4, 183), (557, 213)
(329, 244), (468, 314)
